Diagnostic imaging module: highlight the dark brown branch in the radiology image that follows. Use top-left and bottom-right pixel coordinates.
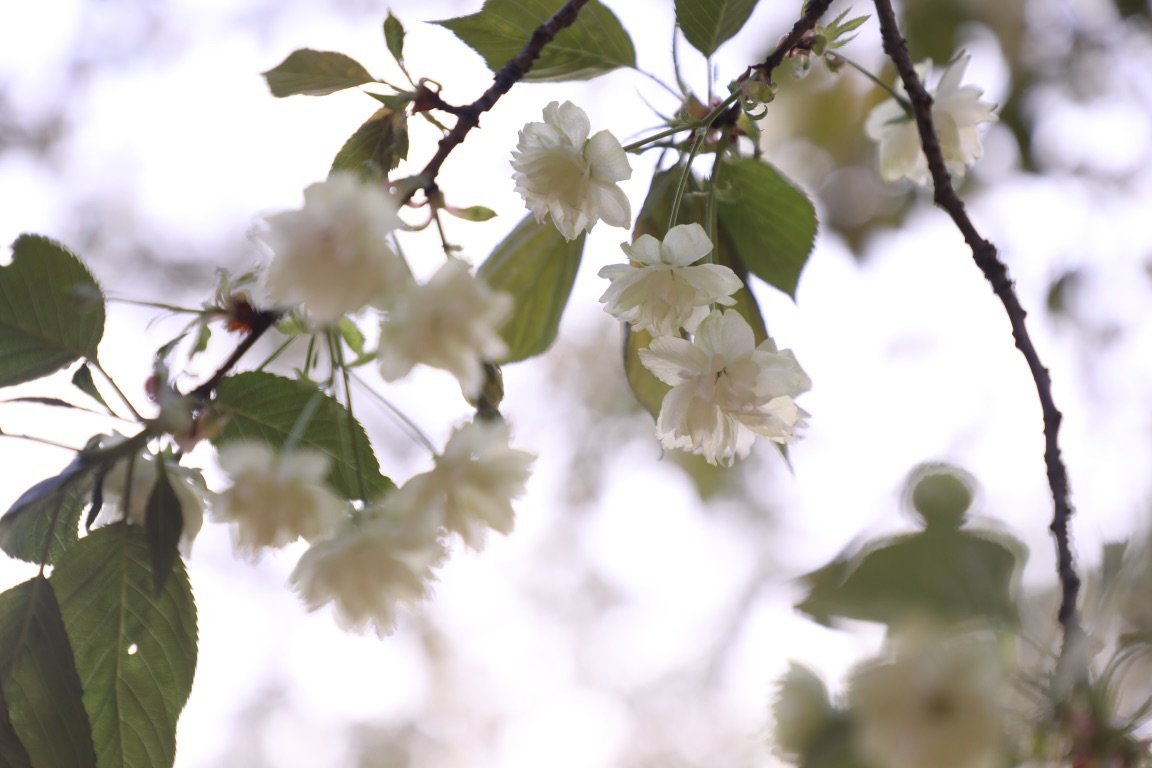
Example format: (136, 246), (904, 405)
(871, 0), (1084, 659)
(405, 0), (592, 203)
(190, 309), (281, 400)
(754, 0), (834, 77)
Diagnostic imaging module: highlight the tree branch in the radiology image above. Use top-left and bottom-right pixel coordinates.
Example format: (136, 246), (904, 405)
(406, 0), (592, 202)
(754, 0), (835, 77)
(870, 0), (1084, 661)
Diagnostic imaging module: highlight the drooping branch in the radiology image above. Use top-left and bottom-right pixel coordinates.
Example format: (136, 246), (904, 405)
(407, 0), (592, 202)
(870, 0), (1084, 660)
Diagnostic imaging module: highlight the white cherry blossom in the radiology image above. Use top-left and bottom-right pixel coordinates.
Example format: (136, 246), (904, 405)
(511, 100), (632, 241)
(639, 309), (810, 465)
(376, 259), (512, 397)
(396, 419), (534, 550)
(598, 223), (742, 336)
(865, 53), (998, 185)
(212, 440), (345, 557)
(290, 502), (445, 636)
(261, 172), (411, 324)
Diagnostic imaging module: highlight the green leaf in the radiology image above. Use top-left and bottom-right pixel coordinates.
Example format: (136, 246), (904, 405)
(384, 12), (406, 63)
(675, 0), (759, 57)
(0, 453), (98, 565)
(331, 107), (409, 178)
(435, 0), (635, 82)
(795, 527), (1024, 629)
(0, 687), (34, 768)
(52, 524), (196, 768)
(446, 205), (498, 222)
(144, 462), (182, 598)
(0, 577), (95, 768)
(477, 215), (583, 362)
(0, 235), (105, 387)
(262, 49), (375, 97)
(715, 158), (817, 298)
(337, 318), (366, 356)
(623, 326), (666, 421)
(71, 364), (110, 409)
(212, 372), (393, 501)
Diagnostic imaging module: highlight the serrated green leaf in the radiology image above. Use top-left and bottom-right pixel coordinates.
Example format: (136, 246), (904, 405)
(384, 12), (406, 63)
(477, 215), (583, 362)
(52, 524), (196, 768)
(71, 364), (110, 409)
(331, 107), (409, 179)
(0, 577), (95, 768)
(435, 0), (635, 82)
(144, 463), (182, 598)
(795, 527), (1024, 629)
(675, 0), (759, 57)
(0, 454), (98, 565)
(212, 372), (392, 501)
(715, 158), (816, 298)
(262, 49), (375, 97)
(446, 205), (497, 222)
(0, 235), (105, 387)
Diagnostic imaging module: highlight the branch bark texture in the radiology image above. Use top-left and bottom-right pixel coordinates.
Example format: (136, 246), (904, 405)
(871, 0), (1083, 660)
(412, 0), (592, 199)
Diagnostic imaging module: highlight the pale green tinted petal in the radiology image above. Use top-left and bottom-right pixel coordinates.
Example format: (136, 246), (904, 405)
(591, 181), (631, 229)
(585, 130), (631, 182)
(621, 234), (662, 265)
(679, 264), (742, 303)
(864, 100), (908, 141)
(547, 100), (590, 146)
(935, 53), (969, 96)
(640, 336), (704, 385)
(694, 310), (754, 359)
(661, 223), (713, 266)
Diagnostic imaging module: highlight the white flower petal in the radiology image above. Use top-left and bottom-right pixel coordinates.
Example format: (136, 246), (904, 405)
(661, 223), (713, 266)
(377, 260), (511, 396)
(261, 172), (410, 324)
(865, 54), (997, 185)
(511, 101), (631, 240)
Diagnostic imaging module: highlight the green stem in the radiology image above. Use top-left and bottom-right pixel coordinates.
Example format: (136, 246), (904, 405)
(668, 129), (707, 230)
(328, 331), (370, 502)
(349, 371), (438, 455)
(837, 53), (912, 114)
(282, 390), (323, 456)
(106, 296), (203, 314)
(624, 125), (688, 153)
(91, 359), (143, 421)
(254, 335), (297, 373)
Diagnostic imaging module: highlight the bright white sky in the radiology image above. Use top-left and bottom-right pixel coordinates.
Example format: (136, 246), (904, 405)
(2, 0), (1152, 766)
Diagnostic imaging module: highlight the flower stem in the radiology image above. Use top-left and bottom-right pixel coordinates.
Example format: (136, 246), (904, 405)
(837, 53), (913, 115)
(91, 359), (143, 421)
(329, 330), (371, 502)
(350, 371), (438, 455)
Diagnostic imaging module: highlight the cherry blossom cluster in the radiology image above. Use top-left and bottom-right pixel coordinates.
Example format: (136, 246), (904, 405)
(510, 101), (810, 465)
(98, 421), (531, 635)
(260, 171), (512, 400)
